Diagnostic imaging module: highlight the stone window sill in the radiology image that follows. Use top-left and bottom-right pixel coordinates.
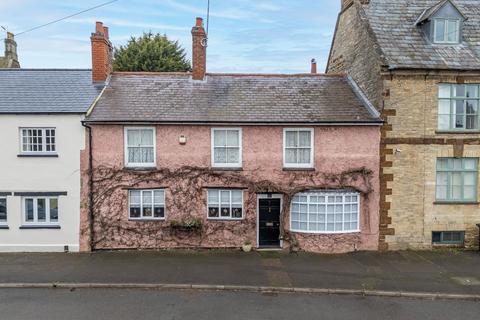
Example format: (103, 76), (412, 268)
(211, 167), (243, 171)
(18, 154), (58, 158)
(20, 225), (61, 229)
(283, 167), (315, 172)
(124, 166), (157, 172)
(435, 130), (480, 134)
(433, 201), (479, 205)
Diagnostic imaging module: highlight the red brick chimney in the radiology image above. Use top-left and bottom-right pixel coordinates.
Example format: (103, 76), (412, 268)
(91, 21), (112, 83)
(310, 59), (317, 74)
(191, 17), (207, 81)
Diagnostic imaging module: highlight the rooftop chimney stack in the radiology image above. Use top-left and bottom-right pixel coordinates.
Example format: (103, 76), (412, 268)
(91, 21), (112, 83)
(1, 32), (20, 68)
(311, 59), (317, 74)
(191, 17), (207, 81)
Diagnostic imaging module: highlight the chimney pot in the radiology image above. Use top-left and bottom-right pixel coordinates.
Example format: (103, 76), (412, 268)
(191, 17), (207, 81)
(311, 58), (317, 74)
(103, 26), (109, 39)
(95, 21), (104, 34)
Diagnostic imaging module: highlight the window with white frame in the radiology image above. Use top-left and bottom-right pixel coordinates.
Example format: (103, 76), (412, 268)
(283, 128), (314, 168)
(436, 158), (478, 202)
(23, 197), (59, 224)
(290, 192), (359, 233)
(207, 189), (243, 219)
(0, 198), (6, 223)
(20, 128), (56, 154)
(433, 18), (460, 44)
(125, 127), (156, 167)
(211, 129), (242, 167)
(129, 189), (165, 219)
(438, 84), (480, 131)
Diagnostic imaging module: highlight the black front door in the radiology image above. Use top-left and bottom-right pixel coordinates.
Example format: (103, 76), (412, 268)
(258, 198), (281, 247)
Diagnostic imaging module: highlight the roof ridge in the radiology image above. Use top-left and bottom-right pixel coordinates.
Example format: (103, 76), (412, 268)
(112, 72), (347, 78)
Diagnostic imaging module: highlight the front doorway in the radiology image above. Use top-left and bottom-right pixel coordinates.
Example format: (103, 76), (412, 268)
(257, 195), (282, 248)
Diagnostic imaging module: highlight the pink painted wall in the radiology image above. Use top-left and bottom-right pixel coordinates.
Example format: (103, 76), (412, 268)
(81, 124), (380, 253)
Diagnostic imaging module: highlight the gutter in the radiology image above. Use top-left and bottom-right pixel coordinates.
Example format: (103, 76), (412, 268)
(82, 120), (383, 126)
(81, 121), (95, 251)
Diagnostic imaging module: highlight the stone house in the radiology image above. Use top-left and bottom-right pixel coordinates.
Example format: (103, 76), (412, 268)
(327, 0), (480, 249)
(80, 18), (383, 253)
(0, 32), (20, 68)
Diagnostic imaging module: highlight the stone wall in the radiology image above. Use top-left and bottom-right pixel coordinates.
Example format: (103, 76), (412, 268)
(382, 74), (480, 250)
(327, 0), (384, 109)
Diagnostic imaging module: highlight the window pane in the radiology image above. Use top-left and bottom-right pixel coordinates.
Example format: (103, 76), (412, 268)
(214, 130), (227, 147)
(454, 85), (466, 98)
(154, 190), (164, 205)
(232, 190), (242, 204)
(49, 198), (58, 222)
(464, 159), (477, 170)
(0, 199), (6, 221)
(127, 130), (141, 146)
(25, 199), (34, 222)
(226, 130), (239, 146)
(298, 131), (311, 147)
(37, 198), (46, 222)
(285, 131), (297, 147)
(130, 191), (141, 204)
(285, 149), (297, 164)
(220, 191), (230, 204)
(232, 207), (242, 218)
(447, 20), (458, 42)
(436, 186), (448, 200)
(130, 205), (141, 218)
(140, 129), (153, 146)
(438, 115), (450, 130)
(435, 19), (445, 42)
(466, 85), (479, 99)
(220, 207), (231, 217)
(208, 190), (219, 204)
(226, 147), (240, 163)
(297, 148), (311, 164)
(436, 172), (448, 186)
(214, 147), (227, 163)
(438, 85), (451, 98)
(438, 99), (450, 114)
(208, 207), (219, 217)
(153, 206), (164, 218)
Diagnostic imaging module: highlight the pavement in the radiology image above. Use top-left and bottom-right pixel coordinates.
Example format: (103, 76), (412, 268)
(1, 288), (480, 320)
(0, 250), (480, 298)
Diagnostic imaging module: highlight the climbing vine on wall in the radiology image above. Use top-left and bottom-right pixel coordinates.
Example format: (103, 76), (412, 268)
(87, 165), (374, 251)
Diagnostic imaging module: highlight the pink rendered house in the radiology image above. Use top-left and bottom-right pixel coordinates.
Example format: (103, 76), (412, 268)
(80, 19), (382, 253)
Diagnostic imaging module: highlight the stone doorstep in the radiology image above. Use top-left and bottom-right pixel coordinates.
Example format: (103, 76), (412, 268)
(0, 283), (479, 301)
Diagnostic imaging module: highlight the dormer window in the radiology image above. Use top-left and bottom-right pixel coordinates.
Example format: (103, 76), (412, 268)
(433, 18), (460, 43)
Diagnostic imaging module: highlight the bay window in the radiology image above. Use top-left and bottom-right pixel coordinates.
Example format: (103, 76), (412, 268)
(290, 191), (359, 233)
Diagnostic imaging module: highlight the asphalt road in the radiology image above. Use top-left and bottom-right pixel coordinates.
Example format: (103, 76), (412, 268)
(0, 288), (479, 320)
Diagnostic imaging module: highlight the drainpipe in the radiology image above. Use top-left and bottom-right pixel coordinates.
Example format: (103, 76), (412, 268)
(477, 224), (480, 252)
(81, 121), (95, 251)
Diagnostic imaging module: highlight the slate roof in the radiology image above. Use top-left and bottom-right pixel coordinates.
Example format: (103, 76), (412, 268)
(0, 69), (103, 114)
(361, 0), (480, 70)
(85, 73), (381, 124)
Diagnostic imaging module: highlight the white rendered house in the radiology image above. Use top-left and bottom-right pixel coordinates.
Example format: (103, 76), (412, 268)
(0, 69), (102, 252)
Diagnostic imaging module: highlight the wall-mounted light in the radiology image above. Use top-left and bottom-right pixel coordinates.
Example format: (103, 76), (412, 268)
(179, 135), (187, 145)
(394, 148), (402, 155)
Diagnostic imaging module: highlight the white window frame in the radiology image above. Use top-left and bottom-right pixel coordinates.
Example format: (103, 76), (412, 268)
(290, 191), (360, 234)
(19, 127), (57, 155)
(283, 128), (315, 168)
(22, 197), (59, 226)
(207, 189), (244, 220)
(0, 197), (7, 224)
(433, 18), (460, 44)
(211, 128), (242, 168)
(128, 189), (166, 220)
(124, 127), (156, 168)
